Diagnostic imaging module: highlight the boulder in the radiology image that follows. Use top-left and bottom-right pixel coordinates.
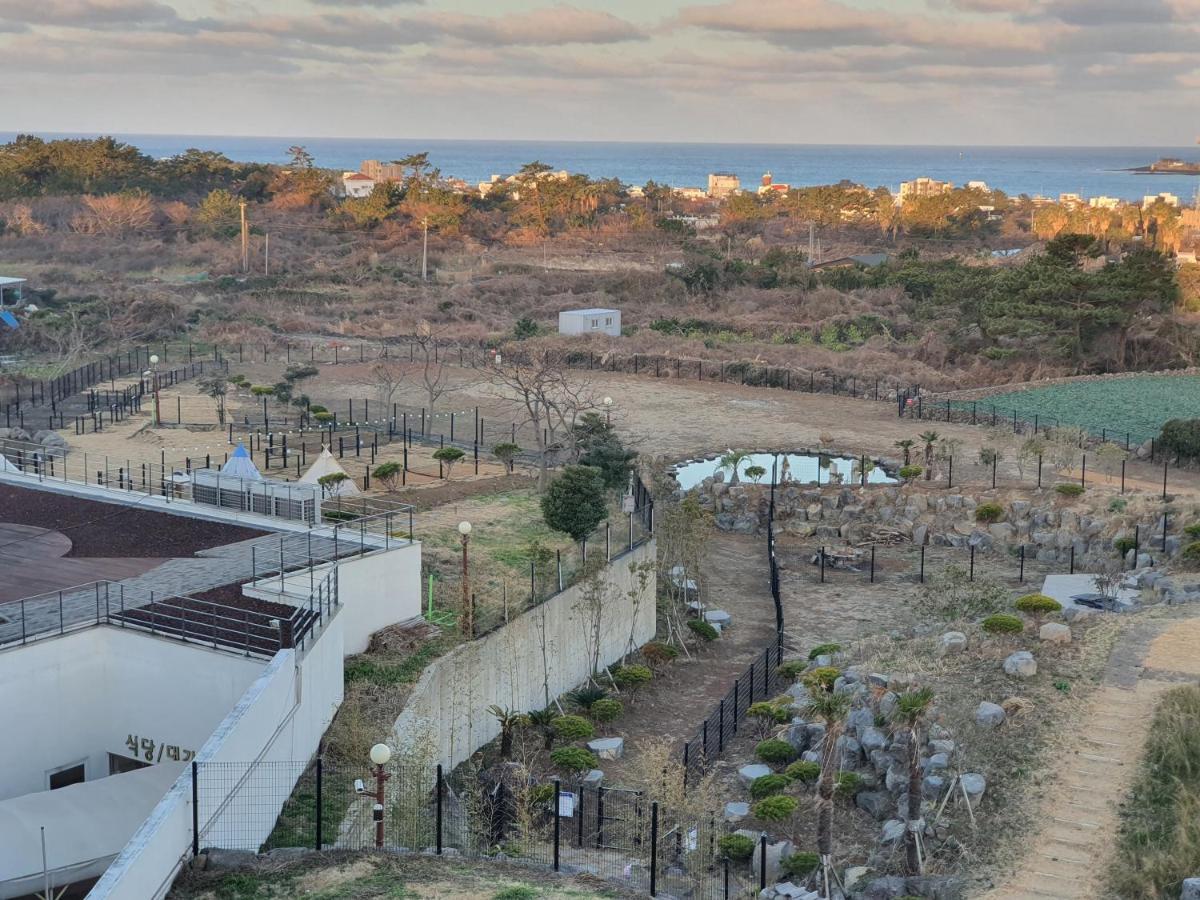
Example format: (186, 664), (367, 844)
(923, 775), (946, 799)
(836, 735), (863, 769)
(1063, 606), (1096, 622)
(587, 737), (624, 760)
(785, 723), (809, 753)
(975, 702), (1006, 728)
(1003, 651), (1038, 678)
(738, 763), (773, 786)
(1180, 877), (1200, 900)
(879, 692), (898, 719)
(924, 752), (949, 773)
(885, 764), (907, 793)
(880, 820), (906, 843)
(904, 875), (968, 900)
(960, 773), (987, 803)
(861, 876), (908, 900)
(705, 609), (732, 628)
(938, 631), (967, 656)
(844, 866), (870, 892)
(751, 838), (795, 885)
(724, 801), (750, 823)
(860, 726), (888, 753)
(203, 849), (258, 871)
(581, 769), (604, 788)
(856, 790), (893, 820)
(848, 707), (875, 731)
(928, 738), (955, 755)
(1040, 622), (1071, 644)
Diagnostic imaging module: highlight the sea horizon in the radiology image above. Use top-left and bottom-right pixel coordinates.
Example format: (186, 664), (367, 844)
(4, 131), (1199, 202)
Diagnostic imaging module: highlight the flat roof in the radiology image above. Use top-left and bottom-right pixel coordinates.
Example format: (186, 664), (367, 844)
(0, 277), (26, 286)
(561, 308), (619, 315)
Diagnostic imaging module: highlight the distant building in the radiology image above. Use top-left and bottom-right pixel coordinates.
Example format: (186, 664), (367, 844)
(899, 178), (953, 204)
(341, 172), (376, 198)
(0, 276), (26, 308)
(707, 172), (741, 199)
(559, 308), (621, 337)
(674, 187), (708, 201)
(966, 180), (990, 192)
(1144, 192), (1181, 208)
(1089, 196), (1122, 210)
(757, 172), (789, 196)
(1058, 193), (1084, 207)
(1177, 249), (1198, 265)
(360, 160), (406, 182)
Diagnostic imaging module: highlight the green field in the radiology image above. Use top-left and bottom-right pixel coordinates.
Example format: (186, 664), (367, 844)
(966, 375), (1200, 444)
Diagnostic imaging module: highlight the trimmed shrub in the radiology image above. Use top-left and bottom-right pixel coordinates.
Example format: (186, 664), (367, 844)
(528, 784), (555, 805)
(552, 715), (595, 741)
(807, 642), (842, 660)
(785, 760), (821, 783)
(778, 660), (808, 682)
(718, 833), (757, 861)
(249, 384), (275, 396)
(781, 852), (820, 878)
(550, 746), (597, 775)
(835, 772), (863, 798)
(589, 698), (624, 723)
(687, 619), (719, 642)
(1015, 593), (1062, 616)
(612, 664), (653, 690)
(755, 739), (796, 766)
(1055, 483), (1085, 498)
(1114, 536), (1137, 556)
(975, 502), (1004, 524)
(749, 773), (791, 800)
(802, 666), (841, 691)
(641, 641), (679, 667)
(898, 465), (923, 480)
(752, 795), (798, 821)
(1182, 541), (1200, 564)
(1184, 522), (1200, 539)
(747, 702), (791, 725)
(982, 613), (1024, 635)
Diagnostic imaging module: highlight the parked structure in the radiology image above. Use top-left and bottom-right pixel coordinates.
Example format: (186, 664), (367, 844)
(558, 307), (621, 337)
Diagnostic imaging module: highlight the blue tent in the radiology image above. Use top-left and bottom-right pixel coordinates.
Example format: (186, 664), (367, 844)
(0, 310), (18, 330)
(219, 443), (262, 481)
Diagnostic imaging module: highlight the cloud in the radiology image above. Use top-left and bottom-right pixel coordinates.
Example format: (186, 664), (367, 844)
(424, 5), (642, 46)
(0, 0), (182, 28)
(311, 0), (422, 6)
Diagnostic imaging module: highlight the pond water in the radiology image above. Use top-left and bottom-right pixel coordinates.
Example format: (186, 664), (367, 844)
(671, 452), (897, 490)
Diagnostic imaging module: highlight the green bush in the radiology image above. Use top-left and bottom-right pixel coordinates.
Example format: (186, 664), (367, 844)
(755, 739), (796, 765)
(1114, 536), (1137, 555)
(747, 702), (791, 725)
(785, 760), (821, 783)
(541, 465), (607, 540)
(307, 403), (327, 414)
(567, 686), (607, 710)
(778, 660), (807, 682)
(641, 641), (679, 666)
(612, 664), (653, 689)
(781, 852), (820, 878)
(249, 384), (275, 396)
(752, 795), (798, 821)
(717, 833), (757, 861)
(493, 887), (536, 900)
(1184, 523), (1200, 539)
(835, 772), (863, 797)
(982, 613), (1024, 635)
(975, 502), (1005, 524)
(802, 666), (841, 691)
(527, 784), (555, 805)
(1160, 418), (1200, 463)
(1182, 541), (1200, 564)
(552, 715), (595, 741)
(550, 746), (597, 775)
(1055, 483), (1085, 498)
(807, 642), (843, 660)
(1015, 593), (1063, 616)
(1109, 498), (1127, 512)
(313, 411), (334, 424)
(589, 698), (624, 723)
(898, 465), (923, 480)
(687, 619), (719, 642)
(749, 773), (791, 800)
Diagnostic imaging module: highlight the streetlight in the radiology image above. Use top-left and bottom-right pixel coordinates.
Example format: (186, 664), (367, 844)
(603, 396), (613, 425)
(458, 521), (473, 637)
(369, 743), (392, 849)
(148, 354), (161, 427)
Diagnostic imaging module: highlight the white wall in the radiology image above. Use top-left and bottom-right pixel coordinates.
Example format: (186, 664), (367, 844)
(0, 629), (264, 801)
(393, 541), (656, 770)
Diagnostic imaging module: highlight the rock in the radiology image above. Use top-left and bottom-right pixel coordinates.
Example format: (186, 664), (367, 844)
(837, 735), (863, 769)
(1040, 622), (1071, 644)
(1010, 500), (1030, 517)
(960, 773), (987, 802)
(938, 631), (967, 656)
(724, 801), (750, 822)
(923, 775), (946, 798)
(856, 790), (893, 820)
(1003, 651), (1038, 678)
(862, 875), (908, 899)
(885, 764), (907, 793)
(773, 883), (819, 899)
(905, 875), (967, 900)
(924, 752), (949, 773)
(705, 609), (732, 627)
(587, 737), (624, 760)
(879, 691), (898, 719)
(581, 769), (604, 788)
(848, 707), (875, 731)
(203, 849), (258, 871)
(738, 763), (773, 786)
(989, 522), (1014, 543)
(860, 726), (888, 752)
(800, 750), (822, 764)
(880, 820), (906, 843)
(1137, 552), (1153, 569)
(805, 723), (827, 748)
(1180, 877), (1200, 900)
(1063, 606), (1095, 622)
(751, 838), (795, 885)
(843, 866), (870, 892)
(264, 847), (308, 861)
(785, 723), (809, 753)
(976, 701), (1006, 728)
(867, 672), (890, 690)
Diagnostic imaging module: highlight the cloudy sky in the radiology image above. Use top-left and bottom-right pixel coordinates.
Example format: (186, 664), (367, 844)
(1, 0), (1198, 145)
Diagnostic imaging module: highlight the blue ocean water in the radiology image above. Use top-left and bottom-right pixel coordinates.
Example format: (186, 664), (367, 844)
(5, 132), (1200, 202)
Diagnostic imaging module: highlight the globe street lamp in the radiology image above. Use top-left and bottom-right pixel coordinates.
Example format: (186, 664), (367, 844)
(369, 742), (392, 849)
(603, 396), (613, 425)
(148, 354), (161, 427)
(458, 521), (473, 637)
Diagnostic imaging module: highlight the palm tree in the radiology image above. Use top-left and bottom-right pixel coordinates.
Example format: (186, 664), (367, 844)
(894, 439), (915, 466)
(719, 449), (751, 484)
(744, 465), (767, 484)
(805, 688), (852, 898)
(894, 687), (935, 876)
(919, 431), (939, 480)
(487, 705), (529, 760)
(526, 708), (559, 750)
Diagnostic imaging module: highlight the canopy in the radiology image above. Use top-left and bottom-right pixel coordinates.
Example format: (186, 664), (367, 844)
(298, 447), (359, 496)
(219, 443), (262, 481)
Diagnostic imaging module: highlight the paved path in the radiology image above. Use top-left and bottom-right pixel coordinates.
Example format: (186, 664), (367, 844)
(981, 612), (1200, 900)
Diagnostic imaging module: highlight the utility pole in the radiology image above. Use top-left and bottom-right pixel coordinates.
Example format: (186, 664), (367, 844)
(264, 232), (270, 276)
(421, 218), (429, 282)
(239, 199), (249, 273)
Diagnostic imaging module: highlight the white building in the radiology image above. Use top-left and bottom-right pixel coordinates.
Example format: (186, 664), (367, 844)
(1089, 196), (1122, 210)
(559, 308), (621, 337)
(1144, 192), (1181, 208)
(341, 172), (376, 198)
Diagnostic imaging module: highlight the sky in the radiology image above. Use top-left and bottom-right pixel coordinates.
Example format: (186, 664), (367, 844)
(1, 0), (1199, 145)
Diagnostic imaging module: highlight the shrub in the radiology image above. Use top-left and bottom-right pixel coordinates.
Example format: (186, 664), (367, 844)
(785, 760), (821, 783)
(718, 833), (757, 861)
(541, 465), (607, 540)
(781, 852), (820, 878)
(687, 619), (719, 642)
(1185, 523), (1200, 539)
(835, 772), (863, 797)
(1109, 498), (1127, 512)
(807, 642), (842, 661)
(912, 564), (1010, 622)
(432, 446), (466, 479)
(1160, 418), (1200, 463)
(589, 698), (623, 723)
(898, 465), (923, 480)
(493, 888), (536, 900)
(228, 374), (248, 386)
(752, 795), (798, 821)
(1055, 483), (1085, 498)
(527, 783), (555, 805)
(550, 746), (597, 775)
(1114, 536), (1137, 556)
(982, 613), (1024, 635)
(568, 686), (608, 710)
(372, 461), (402, 492)
(778, 660), (807, 682)
(641, 641), (679, 667)
(802, 666), (841, 691)
(313, 411), (334, 423)
(747, 702), (791, 725)
(1182, 541), (1200, 564)
(755, 739), (796, 765)
(975, 502), (1005, 524)
(749, 773), (791, 800)
(249, 384), (275, 396)
(491, 442), (520, 473)
(1015, 593), (1062, 617)
(552, 715), (595, 741)
(307, 403), (327, 414)
(612, 664), (653, 690)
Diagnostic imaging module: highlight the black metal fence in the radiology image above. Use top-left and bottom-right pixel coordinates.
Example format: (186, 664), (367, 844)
(192, 759), (761, 898)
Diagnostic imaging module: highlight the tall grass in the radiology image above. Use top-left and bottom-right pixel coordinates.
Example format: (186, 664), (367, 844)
(1109, 685), (1200, 899)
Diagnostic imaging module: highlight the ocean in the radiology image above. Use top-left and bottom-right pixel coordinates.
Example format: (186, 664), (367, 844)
(4, 132), (1200, 202)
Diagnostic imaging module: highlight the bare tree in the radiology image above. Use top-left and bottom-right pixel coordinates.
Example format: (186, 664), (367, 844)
(413, 321), (455, 414)
(370, 359), (406, 409)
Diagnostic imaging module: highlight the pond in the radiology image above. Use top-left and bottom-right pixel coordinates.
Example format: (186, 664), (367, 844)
(670, 452), (897, 491)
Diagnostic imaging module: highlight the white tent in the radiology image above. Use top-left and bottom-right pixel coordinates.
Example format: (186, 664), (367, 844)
(220, 443), (262, 481)
(0, 454), (21, 474)
(298, 446), (359, 496)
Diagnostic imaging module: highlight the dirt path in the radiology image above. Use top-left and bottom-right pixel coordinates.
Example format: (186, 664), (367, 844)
(981, 612), (1200, 900)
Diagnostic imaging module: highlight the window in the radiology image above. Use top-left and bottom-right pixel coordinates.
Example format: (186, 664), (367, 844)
(47, 761), (86, 790)
(109, 753), (151, 776)
(590, 319), (600, 328)
(605, 317), (613, 326)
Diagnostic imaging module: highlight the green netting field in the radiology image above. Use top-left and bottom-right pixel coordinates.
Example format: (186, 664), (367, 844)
(967, 375), (1200, 444)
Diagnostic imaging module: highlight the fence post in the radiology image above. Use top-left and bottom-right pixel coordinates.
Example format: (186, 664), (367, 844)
(920, 545), (925, 583)
(718, 698), (725, 752)
(1037, 454), (1043, 489)
(1163, 460), (1169, 501)
(969, 545), (975, 581)
(1121, 460), (1126, 494)
(1081, 454), (1086, 487)
(1070, 545), (1076, 575)
(649, 802), (659, 897)
(315, 757), (324, 850)
(948, 455), (953, 489)
(436, 763), (444, 854)
(191, 761), (200, 858)
(1019, 545), (1025, 583)
(819, 546), (825, 583)
(870, 545), (875, 583)
(553, 778), (561, 870)
(759, 833), (768, 890)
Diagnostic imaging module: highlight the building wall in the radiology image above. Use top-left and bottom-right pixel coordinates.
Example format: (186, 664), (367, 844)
(393, 541), (656, 770)
(558, 311), (621, 338)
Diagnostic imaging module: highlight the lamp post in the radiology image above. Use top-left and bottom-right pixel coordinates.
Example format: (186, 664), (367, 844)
(458, 521), (473, 637)
(370, 743), (391, 849)
(603, 396), (613, 425)
(148, 354), (161, 427)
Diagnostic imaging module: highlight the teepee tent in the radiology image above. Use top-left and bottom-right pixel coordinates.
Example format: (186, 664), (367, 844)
(0, 453), (22, 473)
(299, 446), (360, 496)
(220, 443), (262, 481)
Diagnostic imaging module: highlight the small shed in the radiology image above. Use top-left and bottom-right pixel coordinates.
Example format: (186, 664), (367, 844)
(559, 308), (621, 337)
(0, 277), (26, 309)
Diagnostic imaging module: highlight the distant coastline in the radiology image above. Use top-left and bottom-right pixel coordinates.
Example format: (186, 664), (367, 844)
(1127, 158), (1200, 175)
